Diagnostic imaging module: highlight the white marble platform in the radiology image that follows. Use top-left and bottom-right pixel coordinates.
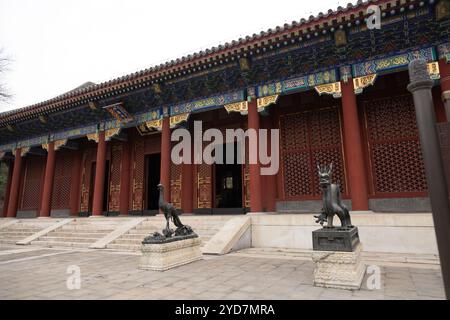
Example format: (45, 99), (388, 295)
(139, 237), (203, 271)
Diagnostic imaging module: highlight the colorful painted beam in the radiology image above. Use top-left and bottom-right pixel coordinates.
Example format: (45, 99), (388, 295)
(169, 90), (245, 116)
(352, 47), (437, 78)
(256, 69), (338, 98)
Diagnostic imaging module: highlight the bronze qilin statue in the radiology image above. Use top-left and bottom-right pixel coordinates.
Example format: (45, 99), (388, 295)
(314, 163), (352, 228)
(142, 184), (196, 244)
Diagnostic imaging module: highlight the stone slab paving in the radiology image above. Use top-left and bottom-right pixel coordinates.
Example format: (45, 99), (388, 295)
(0, 245), (445, 300)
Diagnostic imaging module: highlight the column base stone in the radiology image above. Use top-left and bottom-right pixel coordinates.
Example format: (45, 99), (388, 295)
(312, 243), (365, 290)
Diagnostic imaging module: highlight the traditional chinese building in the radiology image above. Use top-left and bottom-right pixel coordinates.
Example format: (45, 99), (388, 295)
(0, 0), (449, 219)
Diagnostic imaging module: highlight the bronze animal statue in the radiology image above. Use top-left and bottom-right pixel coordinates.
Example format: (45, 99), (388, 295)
(157, 184), (193, 237)
(314, 163), (352, 228)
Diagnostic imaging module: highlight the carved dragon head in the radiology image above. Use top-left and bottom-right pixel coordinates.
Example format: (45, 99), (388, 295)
(317, 163), (333, 188)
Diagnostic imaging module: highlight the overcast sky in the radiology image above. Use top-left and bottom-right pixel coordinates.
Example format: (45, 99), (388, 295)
(0, 0), (348, 112)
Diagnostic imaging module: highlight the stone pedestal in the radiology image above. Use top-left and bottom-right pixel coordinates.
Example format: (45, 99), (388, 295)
(313, 226), (360, 252)
(312, 243), (365, 290)
(139, 237), (202, 271)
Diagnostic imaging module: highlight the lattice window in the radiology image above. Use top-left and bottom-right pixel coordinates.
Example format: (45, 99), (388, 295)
(280, 107), (346, 199)
(20, 157), (44, 210)
(364, 95), (427, 194)
(52, 153), (73, 209)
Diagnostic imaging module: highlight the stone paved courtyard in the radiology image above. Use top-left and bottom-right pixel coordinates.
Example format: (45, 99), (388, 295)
(0, 245), (445, 300)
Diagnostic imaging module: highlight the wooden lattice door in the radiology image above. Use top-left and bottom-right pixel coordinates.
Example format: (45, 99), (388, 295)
(80, 148), (96, 213)
(20, 156), (45, 211)
(131, 140), (145, 212)
(196, 163), (212, 209)
(170, 162), (182, 209)
(108, 144), (122, 213)
(363, 95), (427, 196)
(280, 106), (347, 199)
(51, 152), (73, 210)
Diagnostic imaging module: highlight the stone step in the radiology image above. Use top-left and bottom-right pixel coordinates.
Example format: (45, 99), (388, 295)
(0, 231), (37, 236)
(120, 230), (215, 238)
(107, 237), (208, 251)
(133, 225), (220, 232)
(47, 231), (108, 238)
(112, 234), (210, 246)
(4, 227), (42, 233)
(231, 247), (312, 260)
(37, 236), (102, 243)
(0, 234), (29, 240)
(103, 216), (233, 252)
(117, 233), (151, 240)
(60, 225), (116, 231)
(139, 220), (227, 227)
(31, 240), (91, 248)
(107, 243), (141, 251)
(112, 238), (145, 245)
(128, 229), (158, 235)
(0, 239), (22, 245)
(72, 217), (131, 221)
(190, 228), (220, 233)
(133, 225), (160, 231)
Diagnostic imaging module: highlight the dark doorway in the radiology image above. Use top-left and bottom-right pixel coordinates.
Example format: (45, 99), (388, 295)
(87, 160), (110, 215)
(214, 143), (243, 211)
(145, 154), (161, 215)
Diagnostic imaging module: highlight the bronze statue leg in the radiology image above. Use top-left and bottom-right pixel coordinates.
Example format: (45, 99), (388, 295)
(328, 215), (334, 228)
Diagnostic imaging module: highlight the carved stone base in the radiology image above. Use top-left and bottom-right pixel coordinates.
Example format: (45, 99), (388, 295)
(312, 243), (365, 290)
(139, 237), (203, 271)
(312, 226), (360, 252)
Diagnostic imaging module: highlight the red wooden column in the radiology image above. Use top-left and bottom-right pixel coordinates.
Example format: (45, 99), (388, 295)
(341, 80), (369, 211)
(69, 150), (83, 216)
(248, 99), (263, 212)
(1, 160), (13, 217)
(119, 141), (131, 215)
(92, 131), (107, 216)
(7, 149), (23, 217)
(40, 142), (56, 217)
(439, 59), (450, 121)
(160, 117), (171, 202)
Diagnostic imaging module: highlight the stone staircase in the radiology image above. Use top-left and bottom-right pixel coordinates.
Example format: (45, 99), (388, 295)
(31, 217), (132, 249)
(0, 219), (61, 245)
(107, 215), (234, 251)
